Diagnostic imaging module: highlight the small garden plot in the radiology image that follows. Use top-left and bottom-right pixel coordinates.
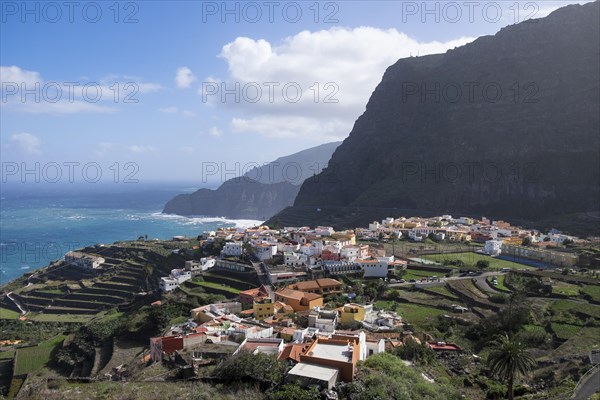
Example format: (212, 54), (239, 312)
(423, 285), (460, 300)
(0, 308), (21, 320)
(581, 285), (600, 302)
(551, 281), (581, 297)
(550, 323), (582, 341)
(13, 335), (65, 375)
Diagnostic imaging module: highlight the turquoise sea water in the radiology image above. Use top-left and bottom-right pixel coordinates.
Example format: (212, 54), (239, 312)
(0, 183), (261, 284)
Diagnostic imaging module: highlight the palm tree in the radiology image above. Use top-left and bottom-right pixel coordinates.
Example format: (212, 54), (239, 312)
(487, 333), (537, 400)
(390, 232), (398, 257)
(143, 263), (154, 291)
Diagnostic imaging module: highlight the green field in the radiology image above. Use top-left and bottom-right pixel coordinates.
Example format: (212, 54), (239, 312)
(423, 285), (460, 300)
(13, 335), (66, 375)
(28, 313), (95, 323)
(551, 300), (600, 319)
(189, 280), (241, 295)
(0, 350), (15, 360)
(551, 281), (581, 297)
(400, 268), (447, 281)
(523, 324), (547, 334)
(376, 301), (446, 327)
(422, 252), (534, 271)
(581, 285), (600, 302)
(551, 323), (582, 341)
(0, 307), (21, 319)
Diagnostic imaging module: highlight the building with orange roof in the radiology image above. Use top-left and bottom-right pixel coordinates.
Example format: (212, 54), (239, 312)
(275, 288), (323, 312)
(287, 278), (342, 295)
(238, 284), (271, 309)
(296, 337), (360, 382)
(278, 342), (312, 363)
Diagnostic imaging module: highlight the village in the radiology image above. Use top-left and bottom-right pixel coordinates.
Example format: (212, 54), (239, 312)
(141, 215), (594, 392)
(2, 214), (599, 399)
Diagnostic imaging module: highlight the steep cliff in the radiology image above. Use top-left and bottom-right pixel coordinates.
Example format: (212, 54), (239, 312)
(268, 2), (600, 234)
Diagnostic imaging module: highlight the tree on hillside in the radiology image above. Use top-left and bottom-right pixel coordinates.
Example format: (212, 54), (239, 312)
(476, 260), (490, 270)
(487, 333), (536, 400)
(390, 232), (399, 256)
(143, 263), (154, 291)
(521, 237), (532, 246)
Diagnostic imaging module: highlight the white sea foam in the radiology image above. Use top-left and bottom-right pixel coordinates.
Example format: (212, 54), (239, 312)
(150, 212), (263, 229)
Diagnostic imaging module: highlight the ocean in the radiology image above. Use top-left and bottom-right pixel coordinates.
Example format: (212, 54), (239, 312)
(0, 183), (262, 284)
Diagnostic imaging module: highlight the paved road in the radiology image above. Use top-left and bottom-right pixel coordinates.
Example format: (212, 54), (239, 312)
(473, 274), (502, 294)
(6, 292), (28, 314)
(387, 271), (505, 288)
(572, 363), (600, 399)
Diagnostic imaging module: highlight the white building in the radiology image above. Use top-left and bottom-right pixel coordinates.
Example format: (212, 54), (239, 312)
(255, 243), (277, 261)
(160, 277), (179, 292)
(222, 241), (243, 257)
(284, 252), (308, 266)
(171, 269), (192, 283)
(358, 258), (390, 278)
(159, 269), (192, 292)
(368, 221), (381, 231)
(65, 251), (105, 270)
(340, 246), (360, 261)
(484, 240), (503, 256)
(185, 258), (216, 275)
(322, 261), (362, 276)
(308, 308), (338, 333)
(314, 226), (335, 236)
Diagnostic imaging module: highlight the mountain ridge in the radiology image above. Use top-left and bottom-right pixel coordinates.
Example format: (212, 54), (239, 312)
(267, 1), (600, 235)
(163, 141), (340, 220)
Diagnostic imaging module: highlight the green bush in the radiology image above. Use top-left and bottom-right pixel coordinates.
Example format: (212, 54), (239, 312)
(266, 384), (319, 400)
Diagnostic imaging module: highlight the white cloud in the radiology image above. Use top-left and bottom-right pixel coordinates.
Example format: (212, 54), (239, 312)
(158, 106), (196, 117)
(0, 67), (160, 114)
(176, 67), (196, 88)
(208, 126), (222, 137)
(11, 132), (41, 155)
(127, 145), (155, 153)
(95, 142), (114, 157)
(0, 65), (41, 86)
(210, 27), (474, 139)
(231, 116), (344, 142)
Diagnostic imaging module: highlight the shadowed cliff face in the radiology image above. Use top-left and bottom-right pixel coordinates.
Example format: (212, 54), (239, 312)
(269, 1), (600, 233)
(162, 142), (340, 220)
(163, 179), (300, 220)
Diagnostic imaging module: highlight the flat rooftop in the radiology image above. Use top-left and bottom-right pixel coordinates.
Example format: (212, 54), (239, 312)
(288, 362), (339, 381)
(308, 342), (353, 362)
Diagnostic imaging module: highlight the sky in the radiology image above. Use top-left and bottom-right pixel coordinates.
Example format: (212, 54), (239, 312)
(0, 0), (593, 186)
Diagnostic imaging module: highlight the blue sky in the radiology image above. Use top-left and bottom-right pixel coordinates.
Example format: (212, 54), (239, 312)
(0, 0), (591, 185)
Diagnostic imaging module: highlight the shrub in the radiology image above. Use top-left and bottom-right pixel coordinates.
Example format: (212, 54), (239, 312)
(489, 294), (508, 304)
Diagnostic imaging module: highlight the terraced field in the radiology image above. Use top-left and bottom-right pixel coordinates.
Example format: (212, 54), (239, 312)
(13, 335), (65, 375)
(422, 285), (460, 300)
(551, 322), (582, 341)
(447, 279), (500, 310)
(581, 285), (600, 302)
(0, 308), (20, 320)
